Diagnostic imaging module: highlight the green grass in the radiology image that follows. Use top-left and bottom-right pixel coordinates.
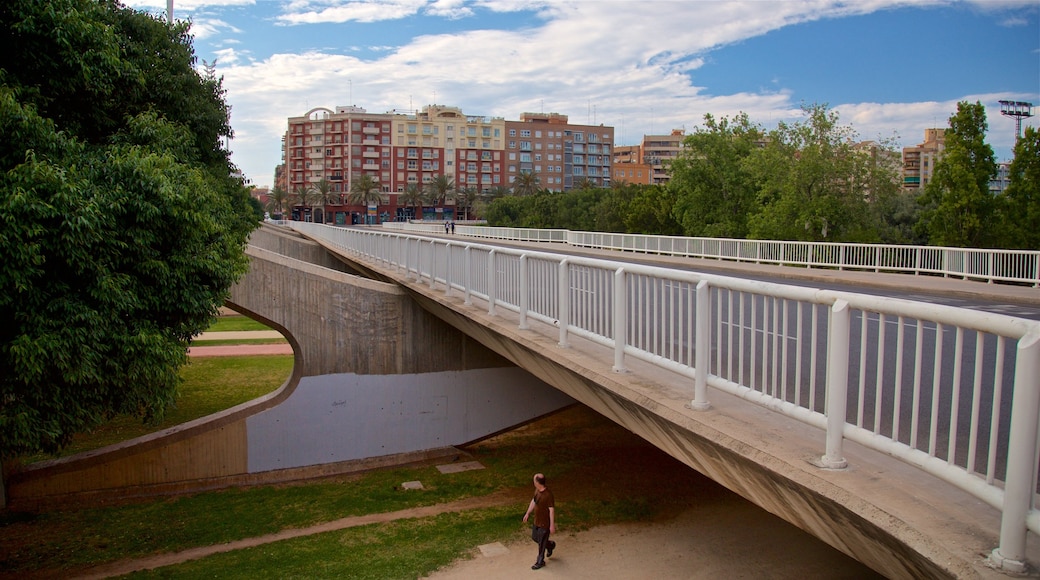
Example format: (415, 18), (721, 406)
(24, 355), (293, 461)
(0, 407), (711, 578)
(206, 315), (274, 332)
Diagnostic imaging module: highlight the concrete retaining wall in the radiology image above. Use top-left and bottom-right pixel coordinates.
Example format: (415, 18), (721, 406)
(7, 229), (573, 509)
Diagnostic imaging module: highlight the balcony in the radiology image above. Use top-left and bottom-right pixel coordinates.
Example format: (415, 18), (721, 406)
(363, 151), (380, 158)
(362, 126), (380, 135)
(363, 163), (379, 171)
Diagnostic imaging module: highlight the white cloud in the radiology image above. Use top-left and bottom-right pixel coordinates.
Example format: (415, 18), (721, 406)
(123, 0), (255, 10)
(189, 17), (242, 40)
(276, 0), (429, 24)
(204, 0), (1036, 185)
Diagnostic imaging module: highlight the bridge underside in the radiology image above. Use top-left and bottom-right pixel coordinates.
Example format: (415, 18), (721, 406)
(316, 230), (1029, 580)
(7, 225), (575, 508)
(10, 225), (1032, 578)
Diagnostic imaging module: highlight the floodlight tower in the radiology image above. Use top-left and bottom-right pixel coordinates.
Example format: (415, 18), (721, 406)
(999, 100), (1034, 143)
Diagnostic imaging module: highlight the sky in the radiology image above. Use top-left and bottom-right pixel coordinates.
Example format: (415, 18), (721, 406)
(124, 0), (1039, 189)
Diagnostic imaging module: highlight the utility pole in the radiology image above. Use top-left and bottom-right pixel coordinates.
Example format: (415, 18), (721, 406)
(167, 0), (173, 24)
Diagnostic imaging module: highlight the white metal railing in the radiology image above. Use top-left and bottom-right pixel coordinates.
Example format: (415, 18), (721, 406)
(284, 221), (1040, 572)
(382, 223), (1040, 286)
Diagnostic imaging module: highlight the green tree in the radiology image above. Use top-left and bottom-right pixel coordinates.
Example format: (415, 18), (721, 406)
(625, 186), (682, 235)
(457, 186), (479, 221)
(400, 183), (424, 220)
(746, 104), (884, 242)
(999, 126), (1040, 249)
(0, 0), (254, 459)
(265, 185), (291, 219)
(347, 174), (382, 223)
(313, 178), (335, 224)
(292, 184), (314, 221)
(670, 113), (762, 239)
(512, 171), (541, 197)
(917, 101), (998, 247)
(424, 174), (455, 208)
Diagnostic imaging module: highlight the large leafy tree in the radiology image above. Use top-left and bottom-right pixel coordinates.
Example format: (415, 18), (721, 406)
(670, 113), (763, 238)
(746, 104), (891, 242)
(917, 101), (998, 247)
(0, 0), (255, 459)
(998, 126), (1040, 249)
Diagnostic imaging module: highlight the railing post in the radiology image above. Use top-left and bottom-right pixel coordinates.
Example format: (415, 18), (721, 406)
(429, 239), (437, 289)
(558, 259), (570, 348)
(820, 299), (850, 469)
(519, 255), (529, 329)
(691, 280), (712, 410)
(444, 243), (452, 297)
(487, 249), (497, 316)
(990, 330), (1040, 574)
(464, 246), (473, 306)
(613, 267), (627, 373)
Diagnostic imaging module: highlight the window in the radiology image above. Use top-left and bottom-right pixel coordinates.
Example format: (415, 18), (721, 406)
(520, 130), (531, 137)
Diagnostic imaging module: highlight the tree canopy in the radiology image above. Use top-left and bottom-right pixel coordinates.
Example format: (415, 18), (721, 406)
(0, 0), (256, 457)
(917, 101), (999, 247)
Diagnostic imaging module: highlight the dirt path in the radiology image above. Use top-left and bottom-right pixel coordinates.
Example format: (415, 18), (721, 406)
(69, 489), (525, 580)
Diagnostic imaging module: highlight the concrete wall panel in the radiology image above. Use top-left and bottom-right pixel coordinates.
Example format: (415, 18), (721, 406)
(246, 367), (574, 472)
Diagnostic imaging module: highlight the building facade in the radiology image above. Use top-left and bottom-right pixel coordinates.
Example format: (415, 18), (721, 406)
(504, 113), (614, 192)
(282, 105), (614, 223)
(901, 129), (945, 190)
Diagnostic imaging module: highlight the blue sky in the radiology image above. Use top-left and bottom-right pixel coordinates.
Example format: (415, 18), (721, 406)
(125, 0), (1039, 188)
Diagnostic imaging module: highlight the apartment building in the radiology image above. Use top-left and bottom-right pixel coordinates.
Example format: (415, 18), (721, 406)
(281, 104), (616, 222)
(391, 104), (507, 195)
(611, 144), (653, 185)
(641, 129), (685, 185)
(504, 113), (614, 192)
(901, 128), (945, 190)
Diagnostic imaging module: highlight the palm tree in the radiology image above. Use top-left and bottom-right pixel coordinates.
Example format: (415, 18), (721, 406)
(572, 177), (595, 191)
(292, 184), (315, 221)
(265, 185), (290, 219)
(347, 174), (382, 224)
(457, 186), (479, 221)
(314, 178), (336, 224)
(512, 171), (540, 197)
(400, 183), (424, 221)
(424, 174), (455, 216)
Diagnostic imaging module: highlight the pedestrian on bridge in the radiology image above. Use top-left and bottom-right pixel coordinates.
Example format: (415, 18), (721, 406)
(522, 472), (556, 570)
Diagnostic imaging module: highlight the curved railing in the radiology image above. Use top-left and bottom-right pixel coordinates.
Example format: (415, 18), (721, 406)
(382, 222), (1040, 286)
(287, 221), (1040, 573)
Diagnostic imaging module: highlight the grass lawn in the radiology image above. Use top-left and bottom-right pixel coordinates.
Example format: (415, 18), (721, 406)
(206, 315), (274, 332)
(21, 348), (293, 462)
(0, 406), (710, 578)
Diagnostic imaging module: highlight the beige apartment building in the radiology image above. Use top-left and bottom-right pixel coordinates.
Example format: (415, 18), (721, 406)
(901, 128), (945, 190)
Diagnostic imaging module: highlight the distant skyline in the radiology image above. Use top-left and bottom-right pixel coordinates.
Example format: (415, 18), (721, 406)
(125, 0), (1039, 188)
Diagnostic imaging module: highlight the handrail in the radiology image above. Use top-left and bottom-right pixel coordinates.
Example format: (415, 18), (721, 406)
(285, 221), (1040, 573)
(383, 222), (1040, 287)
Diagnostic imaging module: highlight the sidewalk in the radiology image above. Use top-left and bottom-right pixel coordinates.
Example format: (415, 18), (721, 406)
(189, 330), (292, 357)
